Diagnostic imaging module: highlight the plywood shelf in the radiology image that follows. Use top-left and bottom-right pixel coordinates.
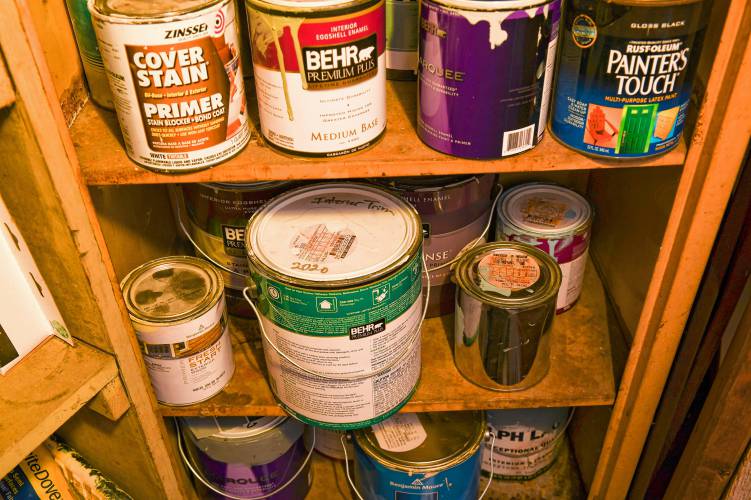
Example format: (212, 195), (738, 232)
(72, 82), (686, 186)
(0, 338), (119, 476)
(160, 259), (614, 417)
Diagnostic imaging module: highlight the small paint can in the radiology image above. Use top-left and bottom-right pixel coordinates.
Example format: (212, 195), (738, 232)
(376, 175), (497, 317)
(353, 412), (486, 499)
(483, 408), (571, 480)
(418, 0), (562, 159)
(311, 429), (354, 460)
(181, 182), (292, 318)
(453, 242), (561, 391)
(245, 183), (423, 429)
(386, 0), (419, 80)
(89, 0), (251, 173)
(121, 256), (234, 406)
(180, 416), (312, 499)
(550, 0), (709, 159)
(246, 0), (386, 158)
(496, 183), (593, 314)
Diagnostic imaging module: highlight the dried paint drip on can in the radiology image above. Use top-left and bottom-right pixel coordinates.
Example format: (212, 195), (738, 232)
(376, 175), (496, 317)
(246, 0), (386, 157)
(245, 183), (423, 429)
(311, 429), (354, 460)
(66, 0), (114, 109)
(90, 0), (251, 172)
(386, 0), (419, 80)
(453, 242), (561, 391)
(181, 182), (292, 318)
(483, 408), (571, 480)
(418, 0), (561, 159)
(180, 416), (312, 499)
(496, 183), (592, 314)
(121, 256), (234, 405)
(550, 0), (708, 159)
(353, 412), (486, 499)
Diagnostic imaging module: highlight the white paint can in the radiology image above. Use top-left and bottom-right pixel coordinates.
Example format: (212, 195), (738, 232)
(312, 429), (353, 460)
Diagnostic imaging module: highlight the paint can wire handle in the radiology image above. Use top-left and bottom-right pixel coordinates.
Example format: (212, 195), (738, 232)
(340, 432), (364, 500)
(175, 418), (315, 500)
(479, 430), (497, 499)
(486, 408), (575, 459)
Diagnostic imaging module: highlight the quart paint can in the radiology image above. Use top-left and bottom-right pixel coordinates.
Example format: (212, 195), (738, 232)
(121, 256), (234, 406)
(550, 0), (708, 159)
(496, 183), (592, 314)
(246, 0), (387, 157)
(483, 408), (571, 480)
(181, 182), (292, 318)
(377, 175), (497, 317)
(245, 183), (423, 430)
(353, 412), (486, 499)
(180, 416), (312, 499)
(386, 0), (419, 80)
(453, 242), (561, 391)
(418, 0), (562, 159)
(311, 429), (354, 460)
(90, 0), (251, 172)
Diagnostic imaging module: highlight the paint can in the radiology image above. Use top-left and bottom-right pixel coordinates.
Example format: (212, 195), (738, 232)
(418, 0), (562, 159)
(181, 182), (292, 318)
(89, 0), (251, 173)
(245, 183), (424, 429)
(483, 408), (571, 480)
(453, 242), (561, 391)
(179, 416), (312, 499)
(496, 183), (592, 314)
(121, 256), (234, 406)
(353, 412), (486, 499)
(311, 429), (354, 460)
(246, 0), (386, 158)
(550, 0), (709, 159)
(386, 0), (419, 80)
(376, 175), (497, 317)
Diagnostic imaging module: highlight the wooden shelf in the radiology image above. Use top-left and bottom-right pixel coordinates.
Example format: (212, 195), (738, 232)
(72, 82), (686, 186)
(0, 338), (119, 476)
(160, 259), (614, 417)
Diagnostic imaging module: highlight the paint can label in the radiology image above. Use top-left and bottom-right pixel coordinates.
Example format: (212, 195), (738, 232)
(386, 0), (418, 73)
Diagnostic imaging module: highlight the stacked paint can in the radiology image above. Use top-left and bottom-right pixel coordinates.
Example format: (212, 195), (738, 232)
(65, 0), (113, 108)
(311, 429), (354, 461)
(386, 0), (419, 80)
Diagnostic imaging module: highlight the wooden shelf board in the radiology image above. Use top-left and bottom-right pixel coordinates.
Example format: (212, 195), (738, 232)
(73, 82), (686, 186)
(0, 338), (119, 476)
(160, 259), (615, 417)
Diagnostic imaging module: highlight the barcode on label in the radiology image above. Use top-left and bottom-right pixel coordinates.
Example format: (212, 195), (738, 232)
(503, 125), (535, 156)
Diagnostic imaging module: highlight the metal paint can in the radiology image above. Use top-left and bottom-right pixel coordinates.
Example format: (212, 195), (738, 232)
(550, 0), (708, 159)
(245, 0), (387, 158)
(353, 412), (486, 499)
(89, 0), (251, 173)
(376, 175), (497, 317)
(180, 416), (312, 499)
(483, 408), (571, 480)
(245, 183), (423, 429)
(386, 0), (419, 80)
(312, 429), (354, 460)
(418, 0), (562, 159)
(453, 242), (561, 391)
(496, 183), (593, 314)
(181, 182), (292, 318)
(121, 256), (234, 406)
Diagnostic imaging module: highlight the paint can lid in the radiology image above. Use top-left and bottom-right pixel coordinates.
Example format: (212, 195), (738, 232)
(120, 256), (224, 325)
(93, 0), (224, 19)
(246, 183), (422, 286)
(354, 412), (486, 472)
(247, 0), (378, 12)
(499, 183), (592, 238)
(201, 181), (292, 191)
(425, 0), (552, 12)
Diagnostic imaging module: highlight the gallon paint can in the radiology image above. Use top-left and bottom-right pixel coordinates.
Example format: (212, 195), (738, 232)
(89, 0), (251, 173)
(550, 0), (709, 159)
(386, 0), (419, 80)
(245, 0), (387, 158)
(418, 0), (562, 159)
(453, 242), (561, 391)
(377, 175), (497, 317)
(311, 429), (354, 460)
(180, 416), (312, 499)
(181, 182), (292, 318)
(483, 408), (571, 480)
(353, 412), (486, 499)
(245, 183), (423, 429)
(121, 256), (234, 406)
(496, 183), (593, 314)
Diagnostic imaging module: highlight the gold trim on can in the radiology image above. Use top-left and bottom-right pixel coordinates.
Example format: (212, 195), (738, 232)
(93, 0), (225, 21)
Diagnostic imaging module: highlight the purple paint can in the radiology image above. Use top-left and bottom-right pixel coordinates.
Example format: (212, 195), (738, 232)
(418, 0), (561, 159)
(180, 416), (311, 499)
